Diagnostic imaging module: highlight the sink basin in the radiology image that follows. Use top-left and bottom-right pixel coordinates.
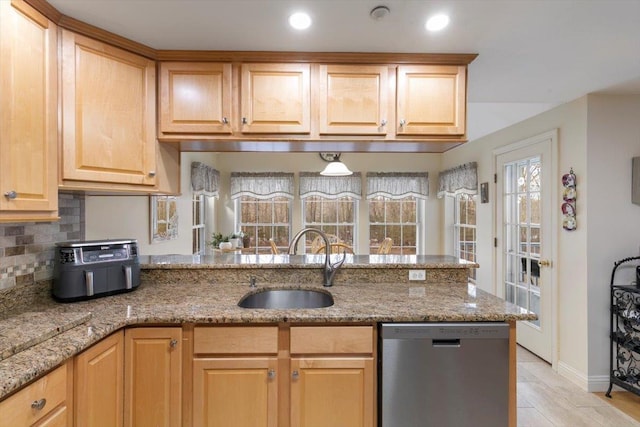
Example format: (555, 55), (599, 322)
(238, 289), (334, 309)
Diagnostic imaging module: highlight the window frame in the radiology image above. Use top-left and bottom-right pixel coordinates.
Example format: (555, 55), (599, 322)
(368, 195), (425, 255)
(453, 193), (477, 281)
(234, 196), (292, 254)
(301, 195), (358, 253)
(192, 193), (206, 255)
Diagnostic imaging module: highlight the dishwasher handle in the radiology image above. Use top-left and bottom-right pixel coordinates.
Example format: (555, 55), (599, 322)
(432, 339), (461, 348)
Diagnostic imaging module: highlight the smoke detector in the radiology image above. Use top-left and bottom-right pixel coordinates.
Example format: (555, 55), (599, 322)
(370, 5), (390, 21)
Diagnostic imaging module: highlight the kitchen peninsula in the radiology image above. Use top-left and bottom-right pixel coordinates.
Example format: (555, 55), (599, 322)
(0, 254), (534, 426)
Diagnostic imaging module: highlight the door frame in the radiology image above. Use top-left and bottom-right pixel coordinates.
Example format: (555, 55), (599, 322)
(492, 129), (559, 368)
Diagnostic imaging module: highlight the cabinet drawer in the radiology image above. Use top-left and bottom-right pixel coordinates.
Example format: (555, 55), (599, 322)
(194, 326), (278, 354)
(0, 364), (68, 427)
(290, 326), (373, 355)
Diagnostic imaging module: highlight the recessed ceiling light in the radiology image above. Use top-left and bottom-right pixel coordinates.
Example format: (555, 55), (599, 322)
(370, 5), (390, 21)
(425, 13), (450, 32)
(289, 12), (312, 30)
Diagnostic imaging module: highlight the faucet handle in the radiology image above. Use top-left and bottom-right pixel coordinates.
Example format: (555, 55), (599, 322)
(329, 250), (347, 271)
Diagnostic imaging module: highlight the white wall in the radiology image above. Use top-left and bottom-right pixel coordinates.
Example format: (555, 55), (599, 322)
(86, 152), (442, 255)
(443, 94), (640, 391)
(585, 95), (640, 387)
(212, 152), (442, 254)
(86, 152), (218, 255)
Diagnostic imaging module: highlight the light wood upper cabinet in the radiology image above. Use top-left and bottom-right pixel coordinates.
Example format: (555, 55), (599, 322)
(60, 29), (157, 187)
(124, 327), (182, 427)
(159, 62), (232, 135)
(318, 64), (389, 135)
(240, 63), (311, 134)
(0, 0), (58, 222)
(74, 331), (124, 427)
(0, 362), (71, 427)
(396, 65), (467, 136)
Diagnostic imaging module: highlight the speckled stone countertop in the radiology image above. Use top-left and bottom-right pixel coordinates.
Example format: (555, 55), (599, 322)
(0, 256), (534, 400)
(140, 253), (477, 270)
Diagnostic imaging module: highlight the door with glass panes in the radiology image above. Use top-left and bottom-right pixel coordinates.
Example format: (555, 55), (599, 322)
(495, 131), (556, 363)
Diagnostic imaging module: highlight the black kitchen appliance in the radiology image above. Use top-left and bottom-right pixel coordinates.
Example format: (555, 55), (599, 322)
(53, 239), (140, 302)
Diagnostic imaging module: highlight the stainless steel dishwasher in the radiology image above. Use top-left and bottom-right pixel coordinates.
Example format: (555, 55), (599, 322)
(380, 323), (510, 427)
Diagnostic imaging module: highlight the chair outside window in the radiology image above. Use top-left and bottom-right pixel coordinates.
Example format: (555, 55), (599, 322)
(377, 237), (393, 254)
(313, 242), (354, 254)
(269, 239), (279, 255)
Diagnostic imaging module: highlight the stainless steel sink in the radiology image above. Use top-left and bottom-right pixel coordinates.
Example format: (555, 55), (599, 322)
(238, 289), (334, 309)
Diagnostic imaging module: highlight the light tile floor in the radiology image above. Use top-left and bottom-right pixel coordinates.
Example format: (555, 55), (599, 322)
(517, 346), (640, 426)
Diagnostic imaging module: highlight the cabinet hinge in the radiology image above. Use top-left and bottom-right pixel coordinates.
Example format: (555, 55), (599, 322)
(494, 237), (498, 248)
(494, 173), (497, 184)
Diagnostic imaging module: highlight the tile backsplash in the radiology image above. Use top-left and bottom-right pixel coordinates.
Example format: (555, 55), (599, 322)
(0, 193), (85, 291)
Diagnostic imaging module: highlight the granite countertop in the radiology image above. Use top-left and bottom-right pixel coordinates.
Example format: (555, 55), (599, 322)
(0, 263), (533, 400)
(139, 253), (478, 269)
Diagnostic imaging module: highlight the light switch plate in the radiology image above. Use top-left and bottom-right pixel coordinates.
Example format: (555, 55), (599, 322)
(409, 270), (426, 281)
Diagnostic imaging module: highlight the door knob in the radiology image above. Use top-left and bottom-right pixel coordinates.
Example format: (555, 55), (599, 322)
(4, 190), (17, 199)
(539, 259), (552, 267)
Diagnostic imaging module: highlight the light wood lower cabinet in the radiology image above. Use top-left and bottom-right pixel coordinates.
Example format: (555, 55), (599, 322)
(124, 327), (182, 427)
(193, 357), (279, 427)
(290, 358), (374, 427)
(0, 362), (72, 427)
(192, 325), (375, 427)
(74, 330), (124, 427)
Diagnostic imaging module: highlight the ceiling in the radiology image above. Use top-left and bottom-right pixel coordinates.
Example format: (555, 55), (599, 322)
(48, 0), (640, 142)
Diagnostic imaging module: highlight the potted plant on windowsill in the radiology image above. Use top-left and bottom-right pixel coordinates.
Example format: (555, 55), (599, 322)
(210, 232), (232, 250)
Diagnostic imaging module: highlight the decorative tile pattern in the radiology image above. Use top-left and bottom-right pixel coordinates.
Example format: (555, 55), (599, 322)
(0, 193), (84, 290)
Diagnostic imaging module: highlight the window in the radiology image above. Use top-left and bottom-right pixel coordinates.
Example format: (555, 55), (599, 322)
(369, 196), (420, 254)
(192, 194), (206, 255)
(454, 193), (477, 280)
(366, 172), (429, 255)
(236, 196), (291, 254)
(299, 172), (362, 253)
(302, 196), (357, 252)
(231, 172), (295, 254)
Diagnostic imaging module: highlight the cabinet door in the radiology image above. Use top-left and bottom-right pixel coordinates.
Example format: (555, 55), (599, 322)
(60, 29), (156, 186)
(290, 358), (374, 427)
(0, 363), (69, 427)
(124, 327), (182, 427)
(396, 65), (466, 136)
(193, 357), (278, 427)
(159, 62), (232, 134)
(319, 65), (389, 135)
(74, 330), (124, 427)
(240, 63), (310, 134)
(0, 0), (57, 217)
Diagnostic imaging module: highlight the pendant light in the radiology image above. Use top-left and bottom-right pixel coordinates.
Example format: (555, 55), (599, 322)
(319, 153), (353, 176)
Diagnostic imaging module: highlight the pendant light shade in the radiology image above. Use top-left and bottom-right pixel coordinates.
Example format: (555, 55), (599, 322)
(319, 153), (353, 176)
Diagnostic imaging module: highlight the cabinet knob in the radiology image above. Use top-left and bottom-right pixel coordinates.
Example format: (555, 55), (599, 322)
(268, 369), (276, 379)
(222, 117), (229, 125)
(148, 171), (156, 177)
(380, 119), (387, 127)
(31, 398), (47, 411)
(170, 339), (178, 349)
(292, 370), (299, 380)
(242, 117), (248, 125)
(399, 119), (406, 128)
(4, 190), (17, 199)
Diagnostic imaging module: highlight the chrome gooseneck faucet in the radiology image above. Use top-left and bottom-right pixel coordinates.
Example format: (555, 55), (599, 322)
(287, 228), (346, 287)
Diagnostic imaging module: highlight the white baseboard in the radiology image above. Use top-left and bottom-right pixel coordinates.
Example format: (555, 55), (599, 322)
(556, 361), (612, 392)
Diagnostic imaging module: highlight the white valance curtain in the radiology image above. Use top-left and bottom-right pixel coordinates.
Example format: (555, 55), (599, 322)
(299, 172), (362, 200)
(437, 162), (478, 198)
(366, 172), (429, 200)
(190, 162), (220, 198)
(230, 172), (295, 200)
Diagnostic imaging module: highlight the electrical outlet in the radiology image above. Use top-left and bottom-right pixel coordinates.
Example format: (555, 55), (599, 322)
(409, 270), (426, 281)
